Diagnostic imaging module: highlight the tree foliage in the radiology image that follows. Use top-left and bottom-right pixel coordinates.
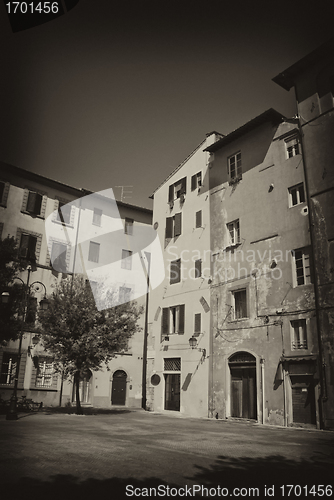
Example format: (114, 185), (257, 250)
(38, 276), (143, 414)
(0, 237), (27, 344)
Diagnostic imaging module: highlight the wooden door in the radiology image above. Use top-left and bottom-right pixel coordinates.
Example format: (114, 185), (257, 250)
(112, 370), (127, 405)
(231, 367), (257, 419)
(291, 377), (316, 425)
(164, 374), (180, 411)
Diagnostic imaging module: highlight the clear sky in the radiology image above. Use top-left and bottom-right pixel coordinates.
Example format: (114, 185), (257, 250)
(0, 0), (333, 209)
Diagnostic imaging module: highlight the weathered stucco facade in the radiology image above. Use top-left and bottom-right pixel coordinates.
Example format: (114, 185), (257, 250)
(0, 162), (152, 409)
(273, 37), (334, 429)
(147, 132), (222, 417)
(206, 110), (320, 428)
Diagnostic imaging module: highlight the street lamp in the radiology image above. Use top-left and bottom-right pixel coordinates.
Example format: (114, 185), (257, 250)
(2, 267), (48, 420)
(189, 336), (206, 359)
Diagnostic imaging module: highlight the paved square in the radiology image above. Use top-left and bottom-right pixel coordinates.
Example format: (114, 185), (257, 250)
(1, 409), (333, 499)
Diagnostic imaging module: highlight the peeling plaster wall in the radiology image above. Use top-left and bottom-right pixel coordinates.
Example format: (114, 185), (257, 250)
(209, 120), (319, 427)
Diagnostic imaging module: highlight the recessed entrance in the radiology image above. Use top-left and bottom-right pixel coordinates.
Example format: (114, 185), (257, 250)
(229, 352), (257, 420)
(164, 373), (180, 411)
(111, 370), (127, 405)
(291, 376), (316, 425)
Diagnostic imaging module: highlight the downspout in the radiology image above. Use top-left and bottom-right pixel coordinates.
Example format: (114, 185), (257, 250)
(261, 358), (265, 424)
(297, 117), (327, 427)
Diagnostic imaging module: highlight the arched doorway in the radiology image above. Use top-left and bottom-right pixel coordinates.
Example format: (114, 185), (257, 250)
(229, 352), (257, 419)
(72, 370), (93, 404)
(111, 370), (127, 405)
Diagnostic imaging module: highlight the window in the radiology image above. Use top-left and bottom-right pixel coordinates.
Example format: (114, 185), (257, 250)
(0, 353), (17, 385)
(56, 202), (71, 225)
(168, 177), (186, 202)
(228, 152), (242, 181)
(191, 172), (202, 191)
(35, 358), (54, 388)
(51, 241), (68, 272)
(293, 247), (313, 286)
(195, 210), (202, 228)
(194, 259), (202, 278)
(121, 249), (132, 270)
(19, 233), (37, 261)
(288, 183), (305, 207)
(233, 289), (247, 319)
(291, 319), (307, 350)
(93, 208), (102, 226)
(285, 136), (300, 158)
(170, 258), (181, 284)
(124, 218), (134, 235)
(161, 305), (185, 337)
(194, 313), (201, 334)
(26, 191), (43, 215)
(227, 219), (240, 246)
(119, 286), (132, 303)
(164, 358), (181, 371)
(88, 241), (100, 263)
(0, 181), (9, 207)
(165, 213), (182, 238)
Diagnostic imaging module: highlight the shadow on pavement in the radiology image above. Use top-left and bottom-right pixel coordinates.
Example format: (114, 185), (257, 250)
(41, 407), (134, 415)
(191, 454), (334, 490)
(2, 455), (334, 500)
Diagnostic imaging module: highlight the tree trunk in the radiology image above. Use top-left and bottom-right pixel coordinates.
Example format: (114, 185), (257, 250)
(75, 371), (83, 415)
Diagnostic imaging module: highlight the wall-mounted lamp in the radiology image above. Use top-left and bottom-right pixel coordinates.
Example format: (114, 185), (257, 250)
(1, 291), (10, 304)
(189, 336), (206, 358)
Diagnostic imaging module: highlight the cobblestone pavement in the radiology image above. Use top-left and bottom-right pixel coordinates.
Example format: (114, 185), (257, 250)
(1, 409), (333, 499)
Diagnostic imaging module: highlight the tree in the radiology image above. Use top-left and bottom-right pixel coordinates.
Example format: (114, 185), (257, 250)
(0, 237), (27, 344)
(38, 276), (143, 414)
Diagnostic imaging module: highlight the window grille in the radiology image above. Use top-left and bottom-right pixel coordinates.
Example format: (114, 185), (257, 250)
(164, 358), (181, 371)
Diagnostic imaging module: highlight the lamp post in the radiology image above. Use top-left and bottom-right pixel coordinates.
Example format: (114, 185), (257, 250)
(1, 266), (48, 420)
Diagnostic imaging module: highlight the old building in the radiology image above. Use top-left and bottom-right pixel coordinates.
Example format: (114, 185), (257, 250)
(0, 161), (152, 409)
(273, 38), (334, 429)
(147, 132), (223, 417)
(206, 109), (320, 428)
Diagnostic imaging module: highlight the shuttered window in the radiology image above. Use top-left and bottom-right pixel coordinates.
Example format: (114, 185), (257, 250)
(191, 172), (202, 191)
(88, 242), (100, 263)
(168, 177), (187, 202)
(57, 202), (71, 224)
(19, 233), (37, 261)
(26, 191), (43, 215)
(161, 305), (185, 339)
(233, 289), (247, 319)
(170, 259), (181, 284)
(51, 242), (68, 272)
(124, 218), (134, 235)
(119, 286), (132, 303)
(194, 259), (202, 278)
(0, 181), (10, 207)
(228, 152), (242, 181)
(0, 352), (17, 385)
(174, 213), (182, 237)
(92, 208), (102, 226)
(35, 358), (54, 388)
(195, 210), (202, 228)
(194, 313), (201, 334)
(166, 213), (182, 239)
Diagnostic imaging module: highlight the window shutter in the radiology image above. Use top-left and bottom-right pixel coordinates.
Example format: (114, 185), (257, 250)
(28, 235), (37, 261)
(191, 174), (196, 191)
(35, 193), (43, 215)
(180, 177), (186, 195)
(196, 210), (202, 228)
(21, 189), (29, 211)
(174, 212), (182, 237)
(162, 307), (169, 336)
(89, 242), (100, 263)
(195, 259), (202, 278)
(1, 182), (10, 207)
(18, 353), (27, 389)
(168, 185), (174, 202)
(194, 313), (201, 334)
(178, 304), (185, 334)
(165, 217), (173, 238)
(170, 259), (181, 284)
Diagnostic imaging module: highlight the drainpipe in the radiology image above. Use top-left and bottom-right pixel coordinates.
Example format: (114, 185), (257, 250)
(297, 117), (327, 428)
(261, 358), (265, 424)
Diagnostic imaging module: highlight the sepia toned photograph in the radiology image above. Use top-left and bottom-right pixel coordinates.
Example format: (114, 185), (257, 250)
(0, 1), (333, 499)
